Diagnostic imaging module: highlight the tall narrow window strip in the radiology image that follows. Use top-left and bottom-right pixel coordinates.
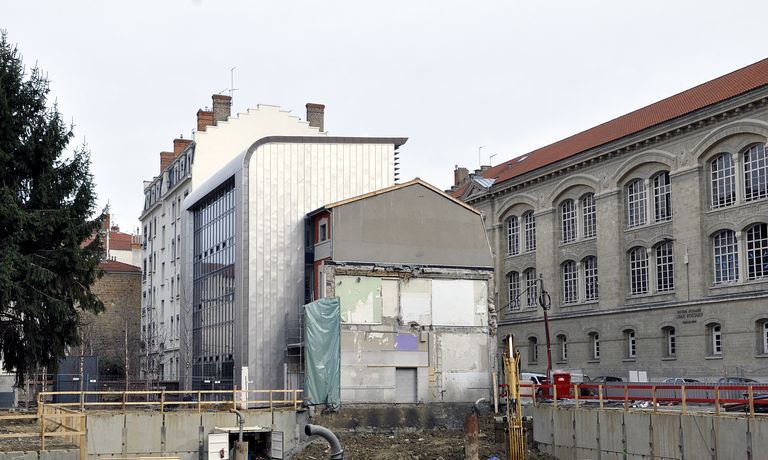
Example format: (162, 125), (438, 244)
(525, 269), (538, 308)
(665, 327), (676, 357)
(626, 330), (636, 358)
(713, 230), (739, 283)
(711, 153), (736, 208)
(711, 324), (723, 355)
(655, 242), (675, 292)
(557, 335), (568, 362)
(523, 212), (537, 252)
(583, 256), (599, 301)
(746, 223), (768, 280)
(561, 200), (577, 243)
(591, 333), (600, 360)
(507, 216), (520, 256)
(562, 260), (578, 304)
(629, 247), (649, 295)
(744, 143), (768, 202)
(627, 179), (647, 228)
(653, 172), (672, 222)
(508, 272), (521, 312)
(763, 322), (768, 355)
(582, 193), (597, 238)
(528, 337), (538, 363)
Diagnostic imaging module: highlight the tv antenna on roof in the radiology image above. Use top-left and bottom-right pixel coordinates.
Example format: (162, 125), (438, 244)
(221, 67), (239, 99)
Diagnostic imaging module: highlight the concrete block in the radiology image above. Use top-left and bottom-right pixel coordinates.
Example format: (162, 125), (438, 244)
(623, 411), (651, 460)
(598, 410), (624, 460)
(38, 450), (78, 460)
(681, 415), (713, 459)
(749, 416), (768, 456)
(574, 408), (599, 459)
(86, 413), (124, 455)
(552, 408), (574, 460)
(0, 452), (38, 460)
(164, 412), (201, 454)
(651, 413), (680, 460)
(714, 416), (747, 459)
(529, 405), (552, 446)
(124, 413), (163, 454)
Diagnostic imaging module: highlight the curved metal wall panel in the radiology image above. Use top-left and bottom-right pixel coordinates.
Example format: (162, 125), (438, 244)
(246, 142), (394, 390)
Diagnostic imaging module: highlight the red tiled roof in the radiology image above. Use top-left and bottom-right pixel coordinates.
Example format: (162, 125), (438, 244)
(453, 58), (768, 197)
(99, 259), (141, 273)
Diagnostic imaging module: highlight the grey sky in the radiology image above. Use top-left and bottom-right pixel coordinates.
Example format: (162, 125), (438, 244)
(4, 0), (768, 231)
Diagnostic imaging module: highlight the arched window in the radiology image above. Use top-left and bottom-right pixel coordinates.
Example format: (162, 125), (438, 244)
(523, 211), (536, 252)
(528, 337), (538, 364)
(652, 172), (672, 222)
(713, 230), (739, 284)
(508, 271), (521, 311)
(583, 256), (599, 301)
(628, 247), (649, 295)
(624, 329), (637, 358)
(561, 200), (576, 243)
(746, 223), (768, 280)
(711, 153), (736, 208)
(556, 334), (568, 362)
(581, 193), (596, 238)
(589, 332), (600, 360)
(663, 326), (676, 358)
(506, 216), (520, 256)
(524, 269), (538, 308)
(655, 242), (675, 292)
(561, 260), (578, 304)
(744, 143), (768, 202)
(626, 179), (647, 228)
(707, 323), (723, 356)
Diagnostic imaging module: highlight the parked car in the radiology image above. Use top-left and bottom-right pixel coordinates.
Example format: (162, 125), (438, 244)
(520, 372), (547, 398)
(662, 378), (701, 384)
(590, 376), (623, 384)
(717, 377), (759, 385)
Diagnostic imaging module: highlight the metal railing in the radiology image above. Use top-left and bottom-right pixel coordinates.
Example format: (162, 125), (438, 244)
(518, 382), (768, 416)
(38, 388), (304, 413)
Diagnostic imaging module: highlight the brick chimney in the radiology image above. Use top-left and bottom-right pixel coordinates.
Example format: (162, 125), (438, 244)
(212, 94), (232, 124)
(197, 109), (215, 132)
(454, 166), (469, 187)
(160, 151), (175, 171)
(173, 137), (193, 155)
(306, 103), (325, 131)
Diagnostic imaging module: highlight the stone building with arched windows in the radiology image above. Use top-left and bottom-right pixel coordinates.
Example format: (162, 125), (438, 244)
(452, 58), (768, 382)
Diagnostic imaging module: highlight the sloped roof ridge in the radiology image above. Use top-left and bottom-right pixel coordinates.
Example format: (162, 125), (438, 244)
(477, 58), (768, 188)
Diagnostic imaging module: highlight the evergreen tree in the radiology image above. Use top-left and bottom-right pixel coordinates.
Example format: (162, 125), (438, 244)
(0, 32), (105, 384)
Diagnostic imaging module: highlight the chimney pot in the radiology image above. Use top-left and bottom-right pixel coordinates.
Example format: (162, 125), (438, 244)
(173, 138), (193, 156)
(306, 103), (325, 132)
(160, 151), (175, 172)
(197, 109), (215, 132)
(212, 94), (232, 124)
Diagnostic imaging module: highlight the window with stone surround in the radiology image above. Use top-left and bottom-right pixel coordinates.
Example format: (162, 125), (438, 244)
(528, 336), (538, 364)
(583, 256), (599, 301)
(561, 199), (577, 243)
(523, 211), (536, 252)
(506, 215), (520, 256)
(746, 223), (768, 280)
(507, 271), (520, 312)
(561, 260), (578, 304)
(556, 334), (568, 362)
(756, 320), (768, 355)
(744, 143), (768, 202)
(652, 172), (672, 222)
(524, 269), (538, 308)
(711, 153), (736, 208)
(713, 230), (739, 284)
(655, 242), (675, 292)
(626, 179), (647, 228)
(582, 193), (596, 238)
(589, 332), (600, 360)
(624, 329), (637, 359)
(628, 247), (649, 295)
(663, 326), (676, 358)
(707, 323), (723, 356)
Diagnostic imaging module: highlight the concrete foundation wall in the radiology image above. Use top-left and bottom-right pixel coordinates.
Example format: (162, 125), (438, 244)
(527, 405), (768, 459)
(82, 410), (306, 459)
(0, 451), (78, 460)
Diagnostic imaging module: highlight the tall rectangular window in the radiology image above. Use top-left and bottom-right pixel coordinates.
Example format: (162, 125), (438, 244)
(664, 327), (676, 357)
(524, 269), (538, 308)
(523, 212), (536, 252)
(711, 153), (736, 208)
(629, 247), (649, 295)
(653, 172), (672, 222)
(746, 223), (768, 280)
(591, 333), (600, 360)
(561, 200), (576, 243)
(710, 324), (722, 356)
(508, 272), (520, 311)
(582, 194), (596, 238)
(626, 330), (636, 358)
(561, 261), (578, 304)
(744, 143), (768, 202)
(584, 256), (599, 301)
(507, 216), (520, 256)
(655, 242), (675, 292)
(626, 179), (647, 228)
(713, 230), (739, 284)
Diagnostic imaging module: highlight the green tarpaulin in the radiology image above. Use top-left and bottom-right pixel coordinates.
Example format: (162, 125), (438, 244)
(304, 297), (341, 409)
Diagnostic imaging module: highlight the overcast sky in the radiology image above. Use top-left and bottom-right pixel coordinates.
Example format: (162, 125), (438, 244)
(4, 1), (768, 231)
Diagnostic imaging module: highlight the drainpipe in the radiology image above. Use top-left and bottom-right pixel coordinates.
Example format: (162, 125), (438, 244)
(230, 409), (244, 443)
(305, 424), (344, 459)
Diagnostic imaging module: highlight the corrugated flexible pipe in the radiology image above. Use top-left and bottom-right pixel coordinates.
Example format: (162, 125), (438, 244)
(305, 424), (344, 459)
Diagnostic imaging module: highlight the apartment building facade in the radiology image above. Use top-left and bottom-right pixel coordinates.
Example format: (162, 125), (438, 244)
(453, 59), (768, 381)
